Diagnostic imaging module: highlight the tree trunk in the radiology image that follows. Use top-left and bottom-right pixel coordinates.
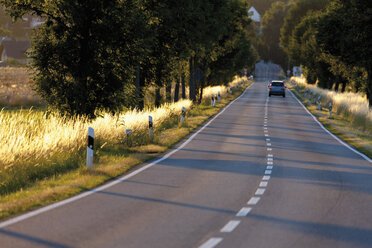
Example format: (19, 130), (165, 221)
(155, 65), (162, 107)
(189, 56), (196, 102)
(334, 78), (340, 91)
(198, 79), (204, 104)
(367, 67), (372, 108)
(155, 88), (161, 107)
(181, 73), (186, 99)
(341, 78), (347, 93)
(138, 69), (146, 110)
(135, 66), (145, 110)
(166, 81), (172, 102)
(174, 77), (180, 102)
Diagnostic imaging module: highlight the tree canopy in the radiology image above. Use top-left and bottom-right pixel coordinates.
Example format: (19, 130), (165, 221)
(258, 1), (288, 70)
(316, 0), (372, 106)
(0, 0), (259, 116)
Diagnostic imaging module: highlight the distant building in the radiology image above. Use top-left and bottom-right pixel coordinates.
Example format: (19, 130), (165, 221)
(248, 6), (261, 23)
(248, 6), (262, 35)
(0, 39), (31, 62)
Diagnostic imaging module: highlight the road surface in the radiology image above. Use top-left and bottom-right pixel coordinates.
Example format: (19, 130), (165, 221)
(1, 79), (372, 248)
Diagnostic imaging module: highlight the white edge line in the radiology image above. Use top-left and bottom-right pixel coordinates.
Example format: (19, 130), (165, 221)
(0, 83), (255, 229)
(288, 89), (372, 163)
(199, 237), (223, 248)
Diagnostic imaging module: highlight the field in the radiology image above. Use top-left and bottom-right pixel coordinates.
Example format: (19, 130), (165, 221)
(0, 67), (43, 107)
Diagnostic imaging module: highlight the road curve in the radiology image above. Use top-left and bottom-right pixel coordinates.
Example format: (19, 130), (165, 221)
(1, 81), (372, 248)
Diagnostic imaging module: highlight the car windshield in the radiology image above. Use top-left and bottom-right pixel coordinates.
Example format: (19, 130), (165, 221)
(271, 82), (283, 86)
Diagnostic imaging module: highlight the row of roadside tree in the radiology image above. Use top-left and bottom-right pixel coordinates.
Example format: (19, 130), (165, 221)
(0, 0), (259, 118)
(257, 0), (372, 107)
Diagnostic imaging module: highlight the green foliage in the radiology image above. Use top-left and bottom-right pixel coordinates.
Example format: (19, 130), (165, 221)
(1, 0), (259, 113)
(280, 0), (329, 53)
(248, 0), (287, 15)
(205, 0), (258, 84)
(1, 0), (148, 117)
(316, 0), (372, 106)
(258, 1), (288, 70)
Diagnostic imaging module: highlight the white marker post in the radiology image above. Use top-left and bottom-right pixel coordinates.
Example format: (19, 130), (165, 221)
(86, 127), (94, 169)
(218, 91), (221, 103)
(149, 115), (154, 140)
(181, 106), (186, 124)
(328, 102), (333, 119)
(318, 96), (321, 110)
(125, 129), (132, 146)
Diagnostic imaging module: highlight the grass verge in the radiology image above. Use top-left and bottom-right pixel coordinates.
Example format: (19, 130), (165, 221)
(0, 79), (251, 220)
(287, 81), (372, 160)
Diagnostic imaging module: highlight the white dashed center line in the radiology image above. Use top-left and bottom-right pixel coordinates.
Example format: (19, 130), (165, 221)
(201, 95), (276, 247)
(255, 188), (266, 195)
(259, 181), (268, 187)
(263, 175), (271, 180)
(247, 197), (261, 205)
(199, 238), (223, 248)
(236, 207), (252, 216)
(265, 170), (272, 175)
(221, 220), (241, 233)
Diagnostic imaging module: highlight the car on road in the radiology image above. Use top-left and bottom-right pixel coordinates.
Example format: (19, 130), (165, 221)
(268, 80), (286, 97)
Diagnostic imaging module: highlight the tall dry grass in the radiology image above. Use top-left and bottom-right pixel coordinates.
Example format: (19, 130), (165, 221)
(0, 74), (247, 195)
(0, 67), (43, 107)
(202, 76), (248, 102)
(0, 99), (192, 194)
(290, 76), (372, 133)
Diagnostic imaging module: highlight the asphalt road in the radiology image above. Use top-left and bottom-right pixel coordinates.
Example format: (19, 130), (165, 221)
(1, 79), (372, 248)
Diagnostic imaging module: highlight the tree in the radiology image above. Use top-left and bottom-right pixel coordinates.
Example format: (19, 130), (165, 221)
(204, 0), (258, 85)
(1, 0), (148, 117)
(280, 0), (329, 53)
(0, 8), (11, 36)
(317, 0), (372, 106)
(258, 1), (288, 70)
(248, 0), (286, 15)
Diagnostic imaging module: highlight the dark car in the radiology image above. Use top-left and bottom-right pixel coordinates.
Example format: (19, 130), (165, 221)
(268, 80), (285, 97)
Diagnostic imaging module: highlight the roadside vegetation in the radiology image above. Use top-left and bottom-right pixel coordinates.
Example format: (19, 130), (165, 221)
(289, 77), (372, 158)
(0, 0), (259, 219)
(256, 0), (371, 158)
(0, 76), (249, 220)
(258, 0), (371, 107)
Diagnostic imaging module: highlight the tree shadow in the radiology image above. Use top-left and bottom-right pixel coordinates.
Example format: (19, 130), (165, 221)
(0, 229), (72, 248)
(248, 213), (372, 247)
(90, 190), (236, 215)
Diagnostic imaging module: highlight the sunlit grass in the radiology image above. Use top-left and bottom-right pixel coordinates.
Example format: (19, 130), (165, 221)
(0, 99), (192, 195)
(290, 76), (372, 134)
(0, 76), (250, 219)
